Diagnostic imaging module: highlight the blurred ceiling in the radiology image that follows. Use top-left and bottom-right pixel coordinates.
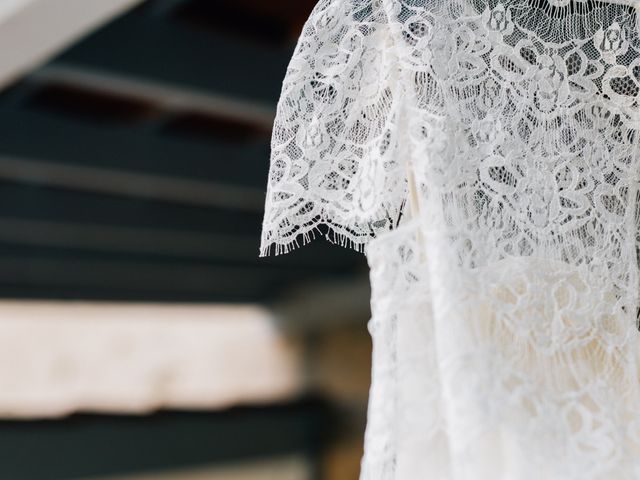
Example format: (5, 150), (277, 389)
(0, 5), (370, 477)
(0, 0), (371, 305)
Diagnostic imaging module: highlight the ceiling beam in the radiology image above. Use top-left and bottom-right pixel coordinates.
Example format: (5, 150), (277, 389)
(0, 184), (363, 274)
(0, 182), (263, 237)
(0, 403), (329, 479)
(30, 63), (277, 130)
(0, 216), (258, 261)
(52, 12), (292, 106)
(0, 301), (303, 419)
(0, 0), (34, 23)
(0, 0), (144, 91)
(0, 109), (269, 212)
(0, 253), (320, 301)
(0, 154), (266, 211)
(0, 108), (270, 191)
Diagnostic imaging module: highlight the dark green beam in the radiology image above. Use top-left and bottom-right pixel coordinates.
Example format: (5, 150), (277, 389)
(0, 398), (332, 480)
(0, 183), (364, 271)
(52, 12), (293, 105)
(0, 108), (271, 191)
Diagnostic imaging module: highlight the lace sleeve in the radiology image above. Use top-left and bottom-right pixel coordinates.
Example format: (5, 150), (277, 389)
(258, 0), (408, 257)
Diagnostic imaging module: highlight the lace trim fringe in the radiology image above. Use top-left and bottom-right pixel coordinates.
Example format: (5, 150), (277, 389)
(259, 222), (369, 257)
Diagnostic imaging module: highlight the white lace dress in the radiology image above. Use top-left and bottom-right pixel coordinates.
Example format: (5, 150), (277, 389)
(259, 1), (640, 478)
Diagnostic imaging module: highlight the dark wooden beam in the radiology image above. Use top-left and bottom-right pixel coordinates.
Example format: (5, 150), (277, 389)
(28, 64), (277, 130)
(52, 12), (293, 105)
(0, 182), (261, 235)
(0, 398), (332, 480)
(0, 154), (268, 211)
(0, 247), (329, 302)
(0, 108), (271, 195)
(0, 182), (364, 271)
(0, 216), (257, 261)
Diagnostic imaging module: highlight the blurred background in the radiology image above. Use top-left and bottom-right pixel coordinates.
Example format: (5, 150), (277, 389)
(0, 1), (375, 479)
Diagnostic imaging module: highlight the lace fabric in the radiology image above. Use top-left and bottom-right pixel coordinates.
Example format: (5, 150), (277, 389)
(259, 0), (640, 478)
(259, 0), (408, 256)
(363, 218), (640, 479)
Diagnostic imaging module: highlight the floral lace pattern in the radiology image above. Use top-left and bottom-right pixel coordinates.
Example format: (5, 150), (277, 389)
(259, 0), (408, 256)
(364, 219), (640, 479)
(260, 0), (640, 478)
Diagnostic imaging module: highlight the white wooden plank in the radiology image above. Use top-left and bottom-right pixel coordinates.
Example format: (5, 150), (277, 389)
(0, 301), (304, 418)
(0, 0), (144, 90)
